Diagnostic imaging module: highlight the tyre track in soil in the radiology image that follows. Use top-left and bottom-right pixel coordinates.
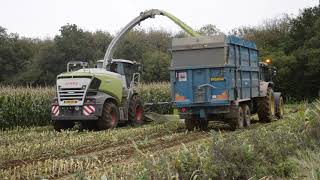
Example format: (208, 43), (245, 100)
(0, 127), (183, 170)
(55, 131), (211, 179)
(3, 115), (283, 178)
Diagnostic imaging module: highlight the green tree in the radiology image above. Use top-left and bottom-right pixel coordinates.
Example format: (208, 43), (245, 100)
(198, 24), (223, 36)
(142, 51), (170, 82)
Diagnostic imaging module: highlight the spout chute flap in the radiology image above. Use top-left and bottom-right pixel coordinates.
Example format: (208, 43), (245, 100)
(103, 9), (199, 68)
(161, 10), (200, 37)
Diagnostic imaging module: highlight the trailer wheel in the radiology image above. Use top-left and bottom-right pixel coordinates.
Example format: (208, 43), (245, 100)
(53, 120), (75, 132)
(229, 106), (244, 130)
(198, 118), (208, 131)
(242, 104), (251, 127)
(185, 117), (197, 131)
(97, 102), (119, 130)
(129, 95), (145, 126)
(257, 87), (275, 123)
(275, 95), (284, 119)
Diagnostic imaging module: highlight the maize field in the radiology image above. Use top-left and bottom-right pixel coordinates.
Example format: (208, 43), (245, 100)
(0, 83), (172, 129)
(0, 102), (319, 179)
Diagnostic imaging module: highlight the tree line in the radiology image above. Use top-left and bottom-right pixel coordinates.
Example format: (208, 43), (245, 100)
(0, 5), (319, 100)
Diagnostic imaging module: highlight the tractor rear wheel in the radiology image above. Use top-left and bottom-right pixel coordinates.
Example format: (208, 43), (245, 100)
(53, 120), (75, 132)
(129, 95), (145, 126)
(229, 106), (244, 130)
(97, 102), (119, 130)
(275, 96), (284, 119)
(257, 87), (275, 123)
(242, 104), (251, 127)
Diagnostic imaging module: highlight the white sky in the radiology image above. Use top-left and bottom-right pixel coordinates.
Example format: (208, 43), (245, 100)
(0, 0), (318, 38)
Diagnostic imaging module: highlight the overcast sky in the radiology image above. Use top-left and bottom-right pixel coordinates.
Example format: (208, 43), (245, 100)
(0, 0), (318, 38)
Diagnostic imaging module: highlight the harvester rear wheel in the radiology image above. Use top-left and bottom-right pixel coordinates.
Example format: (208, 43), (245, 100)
(53, 120), (75, 132)
(242, 104), (251, 127)
(97, 102), (119, 130)
(229, 106), (244, 130)
(257, 87), (275, 123)
(129, 95), (145, 126)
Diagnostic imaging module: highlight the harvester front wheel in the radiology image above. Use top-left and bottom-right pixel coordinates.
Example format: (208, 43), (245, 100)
(53, 120), (75, 132)
(257, 87), (275, 123)
(129, 95), (145, 126)
(97, 102), (119, 130)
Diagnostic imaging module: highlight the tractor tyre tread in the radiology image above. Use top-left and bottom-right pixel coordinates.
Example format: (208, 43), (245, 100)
(257, 87), (274, 123)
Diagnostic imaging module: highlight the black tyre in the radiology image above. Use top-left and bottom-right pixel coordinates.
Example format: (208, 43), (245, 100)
(185, 115), (208, 131)
(275, 96), (284, 119)
(129, 95), (145, 126)
(185, 117), (197, 131)
(242, 104), (251, 127)
(53, 120), (75, 132)
(229, 106), (244, 130)
(257, 87), (275, 123)
(97, 102), (119, 130)
(198, 119), (209, 131)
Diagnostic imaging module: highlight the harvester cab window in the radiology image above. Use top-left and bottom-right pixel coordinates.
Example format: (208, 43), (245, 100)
(67, 61), (88, 72)
(110, 63), (118, 73)
(108, 61), (139, 88)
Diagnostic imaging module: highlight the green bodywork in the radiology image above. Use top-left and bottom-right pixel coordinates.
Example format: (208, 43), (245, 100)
(161, 10), (200, 37)
(58, 71), (123, 104)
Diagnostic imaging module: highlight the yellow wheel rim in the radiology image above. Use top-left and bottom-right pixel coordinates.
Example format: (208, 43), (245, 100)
(270, 94), (275, 116)
(279, 97), (284, 116)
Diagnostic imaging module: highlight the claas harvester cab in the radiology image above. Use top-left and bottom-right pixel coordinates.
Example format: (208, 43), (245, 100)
(170, 35), (284, 130)
(51, 59), (143, 131)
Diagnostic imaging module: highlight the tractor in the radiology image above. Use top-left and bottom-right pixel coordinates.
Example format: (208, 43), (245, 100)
(170, 35), (285, 130)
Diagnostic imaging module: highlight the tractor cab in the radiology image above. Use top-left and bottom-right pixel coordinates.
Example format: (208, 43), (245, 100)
(67, 61), (88, 72)
(259, 62), (277, 82)
(96, 59), (141, 89)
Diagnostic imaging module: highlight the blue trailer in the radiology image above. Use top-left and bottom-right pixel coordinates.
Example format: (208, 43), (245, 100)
(170, 35), (284, 130)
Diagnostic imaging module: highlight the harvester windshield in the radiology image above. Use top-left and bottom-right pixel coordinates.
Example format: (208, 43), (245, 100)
(67, 61), (88, 72)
